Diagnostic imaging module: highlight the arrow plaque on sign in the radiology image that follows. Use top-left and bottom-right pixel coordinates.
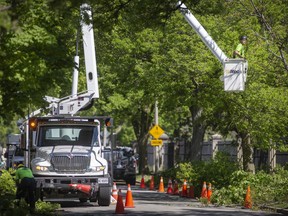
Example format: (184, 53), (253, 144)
(150, 139), (163, 146)
(149, 125), (164, 139)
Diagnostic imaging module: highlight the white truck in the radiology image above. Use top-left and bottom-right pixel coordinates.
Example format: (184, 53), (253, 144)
(17, 4), (111, 205)
(177, 1), (248, 92)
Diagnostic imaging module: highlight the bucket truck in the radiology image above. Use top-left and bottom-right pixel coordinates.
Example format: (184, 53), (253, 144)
(177, 1), (248, 92)
(17, 4), (111, 206)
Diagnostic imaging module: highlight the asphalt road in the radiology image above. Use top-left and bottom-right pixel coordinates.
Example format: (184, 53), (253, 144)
(52, 184), (282, 216)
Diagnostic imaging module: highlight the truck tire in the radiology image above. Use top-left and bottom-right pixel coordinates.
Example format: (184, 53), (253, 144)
(98, 186), (111, 206)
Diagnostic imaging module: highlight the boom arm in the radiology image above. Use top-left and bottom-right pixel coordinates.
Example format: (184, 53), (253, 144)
(44, 4), (99, 115)
(177, 1), (228, 64)
(80, 4), (99, 99)
(177, 1), (248, 92)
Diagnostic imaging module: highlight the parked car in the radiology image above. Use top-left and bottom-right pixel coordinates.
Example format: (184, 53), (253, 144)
(103, 146), (138, 185)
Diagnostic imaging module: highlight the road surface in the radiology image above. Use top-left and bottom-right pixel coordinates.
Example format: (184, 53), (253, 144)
(50, 184), (282, 216)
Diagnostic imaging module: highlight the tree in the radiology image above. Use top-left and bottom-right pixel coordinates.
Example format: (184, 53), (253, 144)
(93, 0), (288, 171)
(0, 0), (80, 121)
(1, 0), (288, 173)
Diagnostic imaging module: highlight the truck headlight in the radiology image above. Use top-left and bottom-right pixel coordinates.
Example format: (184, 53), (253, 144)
(32, 158), (51, 172)
(91, 166), (105, 172)
(36, 165), (49, 171)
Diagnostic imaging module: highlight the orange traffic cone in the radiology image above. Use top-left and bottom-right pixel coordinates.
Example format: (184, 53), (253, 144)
(125, 184), (135, 208)
(112, 182), (118, 201)
(201, 181), (208, 199)
(244, 185), (252, 209)
(180, 179), (187, 197)
(149, 176), (155, 190)
(188, 184), (195, 198)
(166, 178), (173, 194)
(173, 180), (179, 195)
(158, 176), (165, 193)
(115, 189), (125, 214)
(207, 183), (212, 203)
(140, 175), (146, 189)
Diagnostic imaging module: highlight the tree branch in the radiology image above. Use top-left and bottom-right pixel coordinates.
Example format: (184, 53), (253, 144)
(249, 0), (288, 72)
(0, 5), (11, 12)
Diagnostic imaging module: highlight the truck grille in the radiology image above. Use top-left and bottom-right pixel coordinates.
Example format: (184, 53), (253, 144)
(51, 155), (90, 173)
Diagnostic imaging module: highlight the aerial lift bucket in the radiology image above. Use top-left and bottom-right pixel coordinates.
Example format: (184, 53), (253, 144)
(223, 59), (248, 92)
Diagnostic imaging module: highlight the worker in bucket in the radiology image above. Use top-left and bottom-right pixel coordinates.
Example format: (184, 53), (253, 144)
(15, 161), (36, 213)
(233, 35), (247, 59)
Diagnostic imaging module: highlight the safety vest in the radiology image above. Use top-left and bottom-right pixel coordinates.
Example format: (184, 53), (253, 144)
(15, 167), (34, 181)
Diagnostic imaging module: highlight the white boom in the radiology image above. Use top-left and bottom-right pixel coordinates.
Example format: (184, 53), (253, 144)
(177, 1), (227, 64)
(177, 1), (248, 92)
(43, 4), (99, 115)
(80, 4), (99, 98)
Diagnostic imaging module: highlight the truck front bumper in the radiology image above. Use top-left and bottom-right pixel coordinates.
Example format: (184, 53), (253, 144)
(34, 175), (111, 189)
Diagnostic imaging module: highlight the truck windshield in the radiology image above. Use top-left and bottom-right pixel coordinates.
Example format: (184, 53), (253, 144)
(38, 126), (99, 147)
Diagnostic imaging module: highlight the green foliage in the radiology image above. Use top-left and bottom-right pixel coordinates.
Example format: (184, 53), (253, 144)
(211, 170), (250, 206)
(159, 153), (239, 197)
(35, 201), (61, 216)
(160, 156), (288, 208)
(199, 197), (209, 206)
(0, 0), (288, 174)
(0, 170), (16, 212)
(212, 167), (288, 207)
(0, 170), (60, 215)
(173, 153), (239, 192)
(251, 168), (288, 206)
(0, 0), (76, 121)
(194, 153), (240, 189)
(117, 123), (136, 146)
(0, 200), (60, 216)
(176, 162), (198, 184)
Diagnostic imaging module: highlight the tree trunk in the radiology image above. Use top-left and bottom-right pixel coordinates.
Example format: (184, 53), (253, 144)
(137, 134), (150, 174)
(240, 132), (255, 173)
(132, 107), (153, 174)
(188, 106), (206, 161)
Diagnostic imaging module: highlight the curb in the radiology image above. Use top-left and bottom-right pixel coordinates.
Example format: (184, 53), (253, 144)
(277, 208), (288, 216)
(260, 206), (288, 216)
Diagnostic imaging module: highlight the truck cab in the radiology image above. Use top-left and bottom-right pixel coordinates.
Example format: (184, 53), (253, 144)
(25, 116), (111, 205)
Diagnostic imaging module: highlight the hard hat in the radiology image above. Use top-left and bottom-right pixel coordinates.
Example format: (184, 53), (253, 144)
(17, 162), (24, 168)
(239, 35), (247, 40)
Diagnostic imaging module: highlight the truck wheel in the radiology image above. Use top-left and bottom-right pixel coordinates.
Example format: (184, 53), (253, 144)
(79, 198), (88, 203)
(98, 186), (111, 206)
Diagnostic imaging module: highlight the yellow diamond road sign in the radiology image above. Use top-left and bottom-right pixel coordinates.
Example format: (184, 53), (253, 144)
(149, 125), (164, 139)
